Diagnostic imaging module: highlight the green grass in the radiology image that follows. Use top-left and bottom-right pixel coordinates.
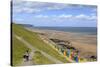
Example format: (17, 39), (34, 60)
(12, 23), (68, 63)
(33, 51), (55, 64)
(12, 35), (30, 66)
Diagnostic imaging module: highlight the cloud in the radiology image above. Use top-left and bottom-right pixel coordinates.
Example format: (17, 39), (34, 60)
(13, 0), (97, 27)
(34, 14), (72, 18)
(13, 0), (97, 17)
(35, 15), (49, 18)
(12, 1), (78, 14)
(13, 1), (42, 13)
(74, 14), (97, 20)
(33, 14), (96, 21)
(89, 15), (97, 20)
(58, 14), (72, 18)
(75, 14), (90, 20)
(13, 7), (41, 13)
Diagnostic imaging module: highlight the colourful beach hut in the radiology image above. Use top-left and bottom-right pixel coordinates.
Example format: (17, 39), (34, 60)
(67, 49), (71, 57)
(64, 50), (66, 57)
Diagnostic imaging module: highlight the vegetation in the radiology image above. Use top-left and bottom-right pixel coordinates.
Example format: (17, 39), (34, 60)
(12, 23), (69, 65)
(12, 35), (30, 66)
(33, 51), (55, 64)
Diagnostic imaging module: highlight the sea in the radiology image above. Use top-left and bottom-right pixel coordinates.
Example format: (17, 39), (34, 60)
(30, 27), (97, 35)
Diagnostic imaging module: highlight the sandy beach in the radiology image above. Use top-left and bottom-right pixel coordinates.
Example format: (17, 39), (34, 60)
(26, 28), (97, 58)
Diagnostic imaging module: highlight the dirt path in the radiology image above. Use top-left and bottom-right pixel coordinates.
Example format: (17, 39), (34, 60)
(15, 35), (63, 66)
(20, 50), (35, 66)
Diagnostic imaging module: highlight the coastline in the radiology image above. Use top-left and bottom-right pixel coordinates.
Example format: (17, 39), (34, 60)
(26, 28), (97, 58)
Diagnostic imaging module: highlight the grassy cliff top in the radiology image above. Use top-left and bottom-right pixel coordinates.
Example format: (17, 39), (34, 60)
(12, 23), (68, 65)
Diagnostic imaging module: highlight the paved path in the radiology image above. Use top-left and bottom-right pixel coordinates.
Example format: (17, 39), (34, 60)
(15, 35), (63, 66)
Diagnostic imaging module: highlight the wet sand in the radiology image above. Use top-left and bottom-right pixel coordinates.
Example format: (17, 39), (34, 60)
(26, 28), (97, 58)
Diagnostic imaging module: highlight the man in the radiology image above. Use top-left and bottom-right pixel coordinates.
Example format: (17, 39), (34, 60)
(23, 50), (30, 61)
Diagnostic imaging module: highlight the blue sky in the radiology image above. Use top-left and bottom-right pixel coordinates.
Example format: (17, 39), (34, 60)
(13, 0), (97, 27)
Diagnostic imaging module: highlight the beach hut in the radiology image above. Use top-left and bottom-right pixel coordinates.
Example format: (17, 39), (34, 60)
(64, 50), (67, 57)
(60, 48), (64, 53)
(67, 49), (71, 57)
(74, 54), (79, 62)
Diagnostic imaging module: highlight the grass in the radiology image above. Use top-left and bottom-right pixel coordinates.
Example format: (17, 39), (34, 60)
(12, 35), (30, 66)
(12, 23), (69, 64)
(33, 51), (55, 64)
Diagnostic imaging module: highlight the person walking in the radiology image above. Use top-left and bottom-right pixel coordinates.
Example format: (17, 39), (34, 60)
(23, 50), (30, 62)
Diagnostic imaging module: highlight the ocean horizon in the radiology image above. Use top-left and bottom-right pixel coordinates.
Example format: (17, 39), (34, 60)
(29, 27), (97, 35)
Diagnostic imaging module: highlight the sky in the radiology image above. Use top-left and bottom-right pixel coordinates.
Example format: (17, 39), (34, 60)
(12, 0), (97, 27)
